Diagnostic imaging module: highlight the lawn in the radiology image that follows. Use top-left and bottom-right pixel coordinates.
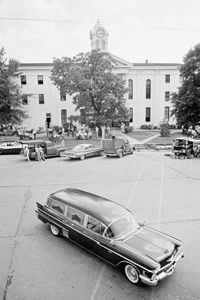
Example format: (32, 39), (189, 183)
(127, 129), (183, 144)
(63, 136), (102, 149)
(146, 132), (183, 145)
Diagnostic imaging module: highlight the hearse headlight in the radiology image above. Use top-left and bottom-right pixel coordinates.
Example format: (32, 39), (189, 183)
(177, 245), (183, 252)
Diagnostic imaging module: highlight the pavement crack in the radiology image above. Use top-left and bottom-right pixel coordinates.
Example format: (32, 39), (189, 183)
(3, 186), (32, 300)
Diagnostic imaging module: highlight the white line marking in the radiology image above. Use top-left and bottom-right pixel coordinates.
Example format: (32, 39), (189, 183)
(89, 265), (106, 300)
(157, 164), (164, 230)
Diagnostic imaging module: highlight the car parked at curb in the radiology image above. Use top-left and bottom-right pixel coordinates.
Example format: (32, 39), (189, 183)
(0, 141), (24, 154)
(62, 144), (104, 160)
(21, 139), (66, 160)
(103, 137), (134, 158)
(36, 188), (184, 286)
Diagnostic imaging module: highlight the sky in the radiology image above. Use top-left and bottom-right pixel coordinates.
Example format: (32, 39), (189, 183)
(0, 0), (200, 64)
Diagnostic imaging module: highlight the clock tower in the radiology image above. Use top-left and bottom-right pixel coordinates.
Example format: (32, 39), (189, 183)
(90, 19), (109, 51)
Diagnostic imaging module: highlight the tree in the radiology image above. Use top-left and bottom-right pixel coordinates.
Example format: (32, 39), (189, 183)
(159, 120), (170, 137)
(50, 50), (129, 127)
(171, 44), (200, 128)
(0, 47), (28, 126)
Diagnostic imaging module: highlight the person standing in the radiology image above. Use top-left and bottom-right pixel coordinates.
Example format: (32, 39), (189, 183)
(24, 146), (30, 162)
(33, 129), (36, 139)
(35, 145), (41, 161)
(39, 145), (45, 161)
(95, 126), (99, 138)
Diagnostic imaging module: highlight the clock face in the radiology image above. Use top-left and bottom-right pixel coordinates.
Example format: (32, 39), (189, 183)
(96, 29), (105, 38)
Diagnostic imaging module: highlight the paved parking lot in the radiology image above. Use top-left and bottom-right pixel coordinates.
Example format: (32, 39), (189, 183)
(0, 151), (200, 300)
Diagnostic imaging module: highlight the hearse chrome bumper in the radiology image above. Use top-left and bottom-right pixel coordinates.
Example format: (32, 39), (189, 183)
(139, 250), (184, 286)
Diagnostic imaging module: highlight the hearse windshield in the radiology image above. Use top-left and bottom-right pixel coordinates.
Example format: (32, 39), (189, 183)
(106, 213), (140, 239)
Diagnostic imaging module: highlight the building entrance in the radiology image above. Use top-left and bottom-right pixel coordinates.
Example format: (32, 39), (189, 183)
(46, 113), (51, 129)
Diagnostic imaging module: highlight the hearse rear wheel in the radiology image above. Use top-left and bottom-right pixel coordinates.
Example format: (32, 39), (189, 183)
(50, 225), (60, 236)
(80, 155), (85, 160)
(124, 264), (141, 285)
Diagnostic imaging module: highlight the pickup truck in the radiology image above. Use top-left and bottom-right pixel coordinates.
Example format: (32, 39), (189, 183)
(21, 139), (66, 160)
(103, 137), (135, 158)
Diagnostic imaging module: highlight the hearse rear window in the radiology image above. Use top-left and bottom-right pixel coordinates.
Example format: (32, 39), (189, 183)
(49, 199), (65, 215)
(67, 207), (85, 225)
(86, 216), (106, 236)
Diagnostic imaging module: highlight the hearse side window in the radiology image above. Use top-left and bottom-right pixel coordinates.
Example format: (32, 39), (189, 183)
(67, 207), (85, 226)
(86, 216), (106, 236)
(49, 199), (65, 215)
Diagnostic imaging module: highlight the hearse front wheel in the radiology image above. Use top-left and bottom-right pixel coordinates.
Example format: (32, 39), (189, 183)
(50, 225), (60, 236)
(124, 264), (141, 285)
(118, 151), (123, 158)
(80, 155), (85, 160)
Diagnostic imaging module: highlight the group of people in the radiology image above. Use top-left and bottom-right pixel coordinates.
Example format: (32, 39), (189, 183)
(23, 144), (45, 162)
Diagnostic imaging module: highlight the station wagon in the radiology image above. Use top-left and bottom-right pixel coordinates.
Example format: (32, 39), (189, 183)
(36, 188), (184, 286)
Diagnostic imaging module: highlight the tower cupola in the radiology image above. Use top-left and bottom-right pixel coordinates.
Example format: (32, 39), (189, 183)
(90, 19), (109, 51)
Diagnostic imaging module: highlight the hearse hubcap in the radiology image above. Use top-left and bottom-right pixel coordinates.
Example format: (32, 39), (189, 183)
(80, 155), (85, 160)
(50, 225), (59, 236)
(125, 265), (139, 283)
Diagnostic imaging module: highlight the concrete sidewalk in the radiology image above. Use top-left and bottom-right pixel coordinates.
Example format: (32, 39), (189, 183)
(115, 131), (160, 145)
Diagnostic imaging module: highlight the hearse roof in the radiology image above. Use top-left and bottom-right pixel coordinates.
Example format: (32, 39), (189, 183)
(50, 188), (130, 225)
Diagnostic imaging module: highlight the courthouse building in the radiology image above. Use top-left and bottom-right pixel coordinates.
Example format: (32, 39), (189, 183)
(18, 20), (181, 130)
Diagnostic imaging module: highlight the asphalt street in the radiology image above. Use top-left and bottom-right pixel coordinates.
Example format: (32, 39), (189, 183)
(0, 150), (200, 300)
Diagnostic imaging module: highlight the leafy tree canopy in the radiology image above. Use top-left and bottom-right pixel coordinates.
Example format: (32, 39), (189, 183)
(50, 50), (129, 126)
(171, 44), (200, 128)
(0, 47), (28, 126)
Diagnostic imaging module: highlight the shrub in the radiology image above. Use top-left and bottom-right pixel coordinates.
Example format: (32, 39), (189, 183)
(124, 126), (132, 133)
(140, 124), (154, 130)
(160, 121), (171, 137)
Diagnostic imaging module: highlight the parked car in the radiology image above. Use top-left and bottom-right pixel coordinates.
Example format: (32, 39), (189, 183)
(36, 188), (184, 286)
(0, 141), (24, 154)
(103, 137), (135, 158)
(21, 139), (66, 160)
(172, 137), (200, 158)
(62, 144), (104, 160)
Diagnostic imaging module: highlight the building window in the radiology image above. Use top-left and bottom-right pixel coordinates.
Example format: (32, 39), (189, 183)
(129, 107), (133, 122)
(38, 94), (44, 104)
(145, 107), (151, 122)
(128, 79), (133, 99)
(22, 94), (28, 105)
(165, 74), (170, 83)
(146, 79), (151, 99)
(60, 92), (66, 101)
(164, 106), (170, 121)
(20, 75), (27, 85)
(165, 91), (170, 101)
(37, 75), (43, 84)
(61, 109), (67, 125)
(117, 73), (125, 81)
